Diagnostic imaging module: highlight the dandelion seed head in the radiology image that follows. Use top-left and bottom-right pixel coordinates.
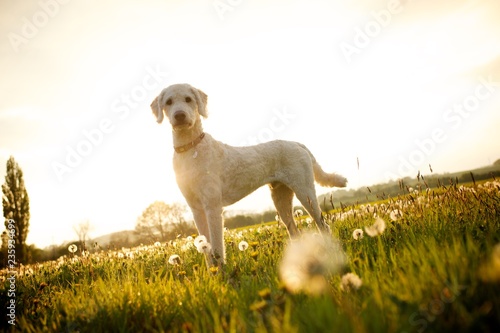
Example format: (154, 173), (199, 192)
(365, 217), (386, 237)
(168, 254), (182, 265)
(194, 235), (207, 245)
(68, 244), (77, 253)
(238, 241), (249, 251)
(195, 239), (212, 254)
(294, 209), (303, 217)
(154, 241), (162, 247)
(390, 209), (403, 221)
(340, 273), (363, 292)
(352, 229), (364, 240)
(279, 232), (346, 295)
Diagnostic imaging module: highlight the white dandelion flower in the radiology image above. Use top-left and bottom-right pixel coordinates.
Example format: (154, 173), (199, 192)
(365, 217), (386, 237)
(279, 232), (347, 296)
(340, 273), (363, 291)
(390, 209), (403, 221)
(168, 254), (182, 265)
(194, 236), (212, 254)
(194, 235), (207, 246)
(199, 242), (212, 254)
(68, 244), (78, 253)
(238, 241), (249, 251)
(352, 229), (364, 240)
(154, 241), (162, 247)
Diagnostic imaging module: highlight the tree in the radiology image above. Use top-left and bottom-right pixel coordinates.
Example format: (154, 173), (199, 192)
(136, 201), (188, 241)
(73, 220), (93, 247)
(2, 156), (30, 263)
(494, 159), (500, 167)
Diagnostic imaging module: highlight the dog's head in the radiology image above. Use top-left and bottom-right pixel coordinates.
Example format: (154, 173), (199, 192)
(150, 84), (208, 129)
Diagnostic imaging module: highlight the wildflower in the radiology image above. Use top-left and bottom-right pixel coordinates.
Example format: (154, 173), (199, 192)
(340, 273), (363, 292)
(294, 209), (303, 217)
(258, 288), (272, 300)
(181, 242), (194, 252)
(154, 241), (162, 247)
(352, 229), (364, 240)
(168, 254), (182, 265)
(126, 252), (134, 259)
(250, 300), (268, 312)
(194, 235), (207, 246)
(390, 209), (403, 221)
(194, 236), (212, 254)
(117, 252), (124, 259)
(279, 232), (346, 295)
(238, 241), (249, 251)
(250, 251), (259, 260)
(68, 244), (78, 253)
(365, 217), (386, 237)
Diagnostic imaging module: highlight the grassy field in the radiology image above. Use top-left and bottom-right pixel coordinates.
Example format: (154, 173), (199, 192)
(1, 180), (500, 332)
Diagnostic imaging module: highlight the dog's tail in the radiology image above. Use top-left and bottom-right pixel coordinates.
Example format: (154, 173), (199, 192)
(299, 144), (348, 188)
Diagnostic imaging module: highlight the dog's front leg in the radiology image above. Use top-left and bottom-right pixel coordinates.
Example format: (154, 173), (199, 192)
(206, 205), (225, 267)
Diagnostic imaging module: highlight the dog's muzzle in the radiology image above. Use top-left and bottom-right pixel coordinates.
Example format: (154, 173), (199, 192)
(172, 111), (189, 127)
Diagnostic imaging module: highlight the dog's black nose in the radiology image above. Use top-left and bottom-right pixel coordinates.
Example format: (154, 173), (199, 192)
(174, 111), (186, 122)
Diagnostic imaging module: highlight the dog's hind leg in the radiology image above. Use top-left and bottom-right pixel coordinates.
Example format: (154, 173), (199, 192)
(270, 182), (300, 237)
(294, 187), (331, 235)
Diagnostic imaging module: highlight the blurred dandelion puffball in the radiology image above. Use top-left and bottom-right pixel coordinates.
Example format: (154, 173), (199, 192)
(238, 241), (249, 251)
(194, 235), (212, 254)
(68, 244), (77, 253)
(365, 217), (386, 237)
(279, 233), (347, 295)
(340, 273), (363, 292)
(168, 254), (182, 265)
(390, 209), (403, 221)
(352, 229), (364, 240)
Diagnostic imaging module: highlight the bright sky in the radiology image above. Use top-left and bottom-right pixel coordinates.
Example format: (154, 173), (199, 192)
(1, 0), (499, 248)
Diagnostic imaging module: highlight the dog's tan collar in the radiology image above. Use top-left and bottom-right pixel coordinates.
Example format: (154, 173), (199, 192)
(174, 132), (206, 153)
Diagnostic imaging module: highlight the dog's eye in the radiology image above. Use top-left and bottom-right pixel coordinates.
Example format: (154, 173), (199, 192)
(185, 97), (192, 103)
(166, 99), (172, 106)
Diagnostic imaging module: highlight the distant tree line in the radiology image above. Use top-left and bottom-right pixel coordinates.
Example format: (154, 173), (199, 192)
(319, 164), (500, 211)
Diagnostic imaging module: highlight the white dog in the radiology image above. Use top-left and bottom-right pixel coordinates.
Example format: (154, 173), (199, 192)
(151, 84), (347, 266)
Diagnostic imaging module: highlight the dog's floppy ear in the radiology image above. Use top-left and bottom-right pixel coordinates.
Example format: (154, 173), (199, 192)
(191, 87), (208, 118)
(150, 93), (164, 124)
